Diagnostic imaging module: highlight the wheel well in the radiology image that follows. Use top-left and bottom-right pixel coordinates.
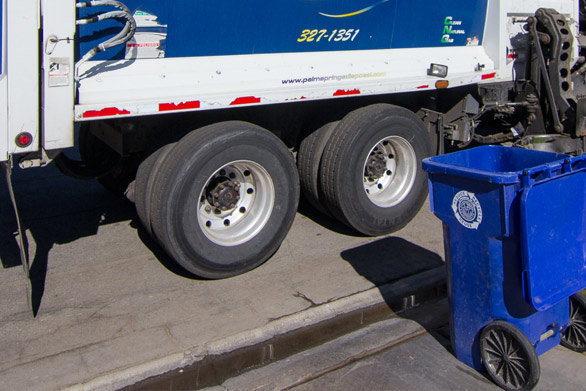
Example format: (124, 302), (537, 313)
(80, 85), (476, 161)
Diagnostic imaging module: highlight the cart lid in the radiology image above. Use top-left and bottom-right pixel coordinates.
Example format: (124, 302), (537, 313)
(521, 167), (586, 311)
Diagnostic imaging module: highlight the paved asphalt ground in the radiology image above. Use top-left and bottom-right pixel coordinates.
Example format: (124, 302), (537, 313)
(2, 161), (585, 391)
(0, 162), (447, 390)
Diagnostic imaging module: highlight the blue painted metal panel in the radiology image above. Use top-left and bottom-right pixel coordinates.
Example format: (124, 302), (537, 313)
(77, 0), (488, 61)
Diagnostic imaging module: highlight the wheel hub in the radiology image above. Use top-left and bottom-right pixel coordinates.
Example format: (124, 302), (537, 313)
(362, 136), (416, 208)
(206, 178), (241, 211)
(198, 160), (275, 247)
(365, 152), (388, 181)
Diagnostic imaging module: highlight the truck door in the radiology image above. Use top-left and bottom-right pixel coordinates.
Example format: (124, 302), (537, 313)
(3, 0), (40, 162)
(0, 0), (7, 162)
(41, 0), (75, 152)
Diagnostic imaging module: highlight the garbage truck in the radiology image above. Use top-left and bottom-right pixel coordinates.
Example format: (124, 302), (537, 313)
(1, 0), (585, 279)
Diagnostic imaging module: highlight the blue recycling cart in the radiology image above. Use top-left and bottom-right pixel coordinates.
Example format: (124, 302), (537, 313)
(423, 146), (586, 391)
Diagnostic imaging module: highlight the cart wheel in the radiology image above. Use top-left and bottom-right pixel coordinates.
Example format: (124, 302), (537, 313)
(561, 293), (586, 352)
(480, 321), (540, 391)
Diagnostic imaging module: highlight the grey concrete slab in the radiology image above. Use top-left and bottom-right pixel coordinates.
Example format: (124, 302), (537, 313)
(0, 163), (445, 391)
(213, 318), (430, 391)
(211, 314), (586, 391)
(292, 340), (586, 391)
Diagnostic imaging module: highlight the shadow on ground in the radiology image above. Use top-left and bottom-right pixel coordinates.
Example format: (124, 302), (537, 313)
(0, 163), (135, 315)
(296, 196), (364, 237)
(341, 236), (444, 286)
(342, 236), (454, 357)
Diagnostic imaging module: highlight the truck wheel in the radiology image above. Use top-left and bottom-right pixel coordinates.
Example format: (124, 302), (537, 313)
(320, 104), (432, 236)
(149, 121), (299, 279)
(297, 122), (338, 215)
(480, 321), (540, 391)
(134, 143), (175, 235)
(561, 293), (586, 352)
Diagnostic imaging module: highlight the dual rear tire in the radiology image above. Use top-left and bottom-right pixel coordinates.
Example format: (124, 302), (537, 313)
(136, 121), (299, 279)
(135, 104), (432, 278)
(298, 104), (432, 235)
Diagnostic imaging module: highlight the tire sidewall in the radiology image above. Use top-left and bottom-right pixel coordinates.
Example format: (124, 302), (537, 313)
(160, 128), (299, 278)
(335, 109), (431, 236)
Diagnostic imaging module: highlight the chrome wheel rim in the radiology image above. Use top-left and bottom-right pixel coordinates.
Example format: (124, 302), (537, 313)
(363, 136), (417, 208)
(198, 160), (275, 246)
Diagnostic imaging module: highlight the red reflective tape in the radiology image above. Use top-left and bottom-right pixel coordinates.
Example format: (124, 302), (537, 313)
(481, 72), (496, 80)
(83, 107), (131, 118)
(417, 85), (429, 89)
(507, 54), (519, 59)
(127, 43), (159, 48)
(159, 101), (201, 112)
(230, 96), (261, 105)
(333, 89), (361, 96)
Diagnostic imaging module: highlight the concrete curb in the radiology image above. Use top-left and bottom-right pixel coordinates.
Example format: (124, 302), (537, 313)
(63, 266), (446, 391)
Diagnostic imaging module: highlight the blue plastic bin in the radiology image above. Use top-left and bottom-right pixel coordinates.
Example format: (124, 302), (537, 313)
(422, 146), (586, 376)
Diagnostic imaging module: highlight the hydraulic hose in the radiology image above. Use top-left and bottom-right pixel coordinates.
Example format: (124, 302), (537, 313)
(75, 1), (136, 80)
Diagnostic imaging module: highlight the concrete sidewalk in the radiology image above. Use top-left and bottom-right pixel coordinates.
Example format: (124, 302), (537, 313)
(207, 300), (586, 391)
(0, 164), (445, 391)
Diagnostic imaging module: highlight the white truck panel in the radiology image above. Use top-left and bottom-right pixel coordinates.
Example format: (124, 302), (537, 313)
(41, 0), (75, 151)
(75, 46), (496, 121)
(509, 0), (577, 15)
(0, 76), (7, 163)
(0, 0), (7, 162)
(6, 0), (39, 158)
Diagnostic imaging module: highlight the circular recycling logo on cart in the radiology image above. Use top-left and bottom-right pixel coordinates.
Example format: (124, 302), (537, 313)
(451, 191), (482, 230)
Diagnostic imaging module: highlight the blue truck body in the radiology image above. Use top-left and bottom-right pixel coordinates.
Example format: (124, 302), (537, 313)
(78, 0), (488, 60)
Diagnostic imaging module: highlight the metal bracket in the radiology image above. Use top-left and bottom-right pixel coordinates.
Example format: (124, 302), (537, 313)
(2, 158), (32, 312)
(18, 148), (55, 169)
(527, 15), (564, 133)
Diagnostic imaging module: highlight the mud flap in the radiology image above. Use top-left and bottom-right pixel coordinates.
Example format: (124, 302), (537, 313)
(2, 159), (32, 311)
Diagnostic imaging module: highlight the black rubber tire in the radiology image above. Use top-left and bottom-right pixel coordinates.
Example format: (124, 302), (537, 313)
(480, 321), (540, 391)
(134, 143), (175, 235)
(297, 122), (338, 215)
(561, 293), (586, 352)
(149, 121), (299, 279)
(319, 104), (432, 236)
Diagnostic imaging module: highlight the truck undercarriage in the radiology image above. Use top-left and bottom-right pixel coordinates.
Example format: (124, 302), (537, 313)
(1, 0), (585, 283)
